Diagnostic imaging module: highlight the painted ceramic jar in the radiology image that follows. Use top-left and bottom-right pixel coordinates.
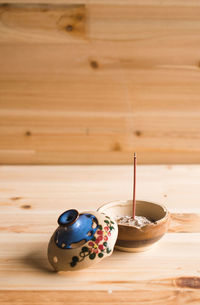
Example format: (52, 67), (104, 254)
(48, 209), (118, 271)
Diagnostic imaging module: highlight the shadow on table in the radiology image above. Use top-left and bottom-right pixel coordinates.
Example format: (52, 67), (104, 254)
(23, 248), (55, 274)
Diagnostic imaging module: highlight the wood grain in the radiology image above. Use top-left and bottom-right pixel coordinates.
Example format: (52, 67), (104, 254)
(1, 290), (200, 305)
(0, 3), (86, 43)
(0, 165), (200, 304)
(0, 2), (200, 164)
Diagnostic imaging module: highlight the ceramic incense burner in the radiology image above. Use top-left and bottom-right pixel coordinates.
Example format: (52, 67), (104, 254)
(98, 200), (170, 252)
(48, 209), (118, 271)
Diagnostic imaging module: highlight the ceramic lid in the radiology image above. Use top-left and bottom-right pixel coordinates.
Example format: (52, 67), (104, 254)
(48, 209), (118, 271)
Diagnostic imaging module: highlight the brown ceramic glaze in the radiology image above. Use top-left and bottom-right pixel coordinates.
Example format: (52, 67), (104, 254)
(98, 200), (170, 252)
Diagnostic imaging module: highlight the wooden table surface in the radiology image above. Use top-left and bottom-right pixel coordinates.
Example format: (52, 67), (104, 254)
(0, 165), (200, 304)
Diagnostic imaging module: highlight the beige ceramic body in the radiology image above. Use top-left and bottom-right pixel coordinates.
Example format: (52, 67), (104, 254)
(98, 200), (170, 252)
(48, 210), (118, 271)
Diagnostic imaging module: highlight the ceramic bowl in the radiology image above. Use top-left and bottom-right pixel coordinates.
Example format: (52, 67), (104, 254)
(48, 209), (118, 271)
(98, 200), (170, 252)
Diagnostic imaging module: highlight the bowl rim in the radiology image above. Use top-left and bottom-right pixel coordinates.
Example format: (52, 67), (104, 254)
(97, 199), (170, 226)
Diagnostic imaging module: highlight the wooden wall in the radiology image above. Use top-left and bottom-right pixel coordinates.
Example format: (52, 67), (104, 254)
(0, 1), (200, 164)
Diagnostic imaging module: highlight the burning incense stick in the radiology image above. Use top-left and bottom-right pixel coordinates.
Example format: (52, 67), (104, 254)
(133, 152), (137, 219)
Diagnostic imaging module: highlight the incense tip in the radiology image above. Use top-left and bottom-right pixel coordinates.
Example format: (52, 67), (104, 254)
(134, 152), (137, 158)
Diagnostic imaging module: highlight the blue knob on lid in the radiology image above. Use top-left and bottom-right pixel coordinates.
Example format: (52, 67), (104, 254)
(58, 209), (79, 226)
(55, 209), (99, 249)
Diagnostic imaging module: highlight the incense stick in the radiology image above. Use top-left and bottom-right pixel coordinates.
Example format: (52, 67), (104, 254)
(133, 152), (137, 219)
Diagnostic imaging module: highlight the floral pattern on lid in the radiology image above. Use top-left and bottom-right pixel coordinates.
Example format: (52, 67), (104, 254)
(70, 216), (115, 267)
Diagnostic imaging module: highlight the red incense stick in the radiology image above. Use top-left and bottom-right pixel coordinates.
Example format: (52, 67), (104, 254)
(133, 152), (137, 219)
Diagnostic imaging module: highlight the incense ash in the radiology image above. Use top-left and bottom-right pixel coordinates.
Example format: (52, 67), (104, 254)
(115, 215), (153, 229)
